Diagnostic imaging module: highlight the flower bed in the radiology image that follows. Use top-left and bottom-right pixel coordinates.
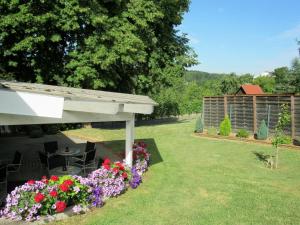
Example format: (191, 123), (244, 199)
(0, 141), (150, 222)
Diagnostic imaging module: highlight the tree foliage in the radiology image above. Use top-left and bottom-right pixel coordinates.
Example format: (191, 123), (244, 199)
(272, 104), (291, 168)
(0, 0), (196, 94)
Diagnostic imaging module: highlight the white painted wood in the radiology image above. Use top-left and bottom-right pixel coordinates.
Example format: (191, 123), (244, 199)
(0, 90), (64, 118)
(125, 114), (135, 167)
(1, 81), (158, 105)
(123, 103), (154, 114)
(0, 111), (132, 125)
(64, 100), (120, 115)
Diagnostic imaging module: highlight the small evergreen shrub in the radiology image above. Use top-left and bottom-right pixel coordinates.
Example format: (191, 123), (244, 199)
(219, 115), (231, 136)
(257, 120), (268, 140)
(194, 116), (204, 133)
(236, 129), (249, 138)
(207, 127), (218, 136)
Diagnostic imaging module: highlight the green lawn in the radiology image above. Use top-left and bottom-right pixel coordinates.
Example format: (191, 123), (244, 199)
(57, 120), (300, 225)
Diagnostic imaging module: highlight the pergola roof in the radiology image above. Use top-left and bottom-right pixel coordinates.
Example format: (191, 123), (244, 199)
(0, 80), (157, 105)
(0, 80), (157, 126)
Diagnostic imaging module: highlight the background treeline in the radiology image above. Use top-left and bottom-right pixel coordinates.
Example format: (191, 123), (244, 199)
(152, 58), (300, 117)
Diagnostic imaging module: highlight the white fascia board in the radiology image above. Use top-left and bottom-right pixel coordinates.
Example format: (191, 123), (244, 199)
(0, 111), (133, 126)
(0, 90), (64, 118)
(123, 103), (154, 114)
(64, 100), (120, 115)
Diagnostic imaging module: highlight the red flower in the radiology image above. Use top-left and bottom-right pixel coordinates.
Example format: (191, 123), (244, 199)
(103, 158), (111, 165)
(122, 172), (128, 179)
(55, 201), (66, 213)
(115, 162), (125, 171)
(34, 193), (45, 203)
(63, 179), (74, 186)
(27, 180), (35, 185)
(41, 176), (47, 180)
(42, 179), (49, 184)
(103, 164), (110, 170)
(50, 175), (59, 182)
(59, 184), (69, 192)
(49, 190), (58, 198)
(112, 167), (119, 173)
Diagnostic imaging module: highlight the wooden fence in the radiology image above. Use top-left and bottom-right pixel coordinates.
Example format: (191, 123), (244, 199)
(203, 95), (300, 139)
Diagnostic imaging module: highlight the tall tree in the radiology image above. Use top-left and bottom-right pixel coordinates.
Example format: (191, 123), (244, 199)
(273, 67), (293, 93)
(0, 0), (196, 94)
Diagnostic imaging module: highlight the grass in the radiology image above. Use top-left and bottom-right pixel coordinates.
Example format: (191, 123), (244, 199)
(56, 120), (300, 225)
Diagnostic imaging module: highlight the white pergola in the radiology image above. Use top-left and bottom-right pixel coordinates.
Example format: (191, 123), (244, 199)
(0, 80), (157, 166)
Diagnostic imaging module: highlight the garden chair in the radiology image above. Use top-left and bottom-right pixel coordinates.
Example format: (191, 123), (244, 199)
(38, 151), (48, 169)
(7, 151), (23, 174)
(44, 141), (58, 156)
(0, 165), (7, 205)
(71, 149), (96, 176)
(75, 141), (96, 159)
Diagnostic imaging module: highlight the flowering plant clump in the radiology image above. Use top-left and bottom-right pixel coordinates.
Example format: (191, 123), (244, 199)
(0, 141), (151, 222)
(86, 159), (129, 198)
(133, 141), (151, 175)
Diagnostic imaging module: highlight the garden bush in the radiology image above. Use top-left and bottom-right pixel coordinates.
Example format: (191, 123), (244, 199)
(219, 115), (231, 136)
(0, 142), (150, 222)
(257, 120), (268, 140)
(236, 129), (249, 138)
(276, 135), (292, 145)
(194, 116), (204, 133)
(207, 127), (218, 136)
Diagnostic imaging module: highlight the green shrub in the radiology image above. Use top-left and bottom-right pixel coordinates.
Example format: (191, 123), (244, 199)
(219, 115), (231, 136)
(236, 129), (249, 138)
(207, 127), (218, 136)
(277, 135), (292, 145)
(257, 120), (268, 140)
(194, 116), (204, 133)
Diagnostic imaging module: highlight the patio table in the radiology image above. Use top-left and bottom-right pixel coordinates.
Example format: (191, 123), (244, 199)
(56, 147), (81, 166)
(49, 165), (81, 176)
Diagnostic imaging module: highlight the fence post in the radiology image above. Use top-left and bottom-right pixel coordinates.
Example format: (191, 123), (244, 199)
(291, 95), (295, 139)
(224, 95), (227, 118)
(253, 96), (257, 134)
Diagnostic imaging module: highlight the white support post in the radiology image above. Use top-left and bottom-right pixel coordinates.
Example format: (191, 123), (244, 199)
(125, 113), (135, 167)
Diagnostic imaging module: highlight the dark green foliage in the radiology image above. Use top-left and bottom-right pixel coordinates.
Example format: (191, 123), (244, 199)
(257, 120), (268, 140)
(219, 115), (231, 136)
(0, 0), (196, 95)
(236, 129), (249, 138)
(195, 115), (204, 133)
(207, 127), (218, 136)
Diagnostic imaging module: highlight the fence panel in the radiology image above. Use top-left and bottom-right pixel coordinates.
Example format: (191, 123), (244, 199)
(203, 95), (294, 136)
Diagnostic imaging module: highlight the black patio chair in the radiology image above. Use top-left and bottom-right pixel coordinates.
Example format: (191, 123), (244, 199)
(72, 149), (96, 176)
(38, 151), (48, 169)
(47, 155), (66, 171)
(7, 151), (23, 173)
(44, 141), (58, 155)
(0, 165), (7, 205)
(74, 141), (96, 159)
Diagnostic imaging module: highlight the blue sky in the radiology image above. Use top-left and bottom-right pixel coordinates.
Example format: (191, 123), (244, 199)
(179, 0), (300, 75)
